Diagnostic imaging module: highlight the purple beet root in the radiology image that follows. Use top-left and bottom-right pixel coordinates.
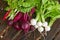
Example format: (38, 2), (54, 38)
(13, 12), (23, 22)
(30, 25), (35, 31)
(21, 22), (30, 33)
(23, 13), (28, 22)
(7, 20), (13, 26)
(30, 7), (36, 14)
(20, 13), (29, 22)
(14, 23), (21, 30)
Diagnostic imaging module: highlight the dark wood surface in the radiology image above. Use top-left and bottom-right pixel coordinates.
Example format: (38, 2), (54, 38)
(0, 0), (60, 40)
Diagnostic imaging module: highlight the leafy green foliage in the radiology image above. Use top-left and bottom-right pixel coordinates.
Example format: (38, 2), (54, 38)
(44, 0), (60, 26)
(4, 0), (60, 27)
(5, 0), (40, 13)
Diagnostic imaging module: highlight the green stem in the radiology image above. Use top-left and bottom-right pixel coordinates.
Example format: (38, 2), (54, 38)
(41, 14), (45, 22)
(40, 9), (45, 22)
(40, 3), (46, 22)
(35, 12), (40, 21)
(38, 14), (41, 22)
(49, 19), (56, 27)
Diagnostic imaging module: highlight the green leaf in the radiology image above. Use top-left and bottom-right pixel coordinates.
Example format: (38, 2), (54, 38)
(45, 9), (60, 18)
(42, 0), (48, 4)
(20, 6), (33, 13)
(44, 6), (60, 26)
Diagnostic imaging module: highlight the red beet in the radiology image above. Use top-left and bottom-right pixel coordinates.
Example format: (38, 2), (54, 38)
(19, 13), (29, 22)
(14, 23), (21, 30)
(7, 20), (13, 26)
(13, 12), (23, 22)
(30, 7), (36, 14)
(30, 25), (35, 31)
(21, 22), (30, 33)
(23, 13), (28, 22)
(3, 9), (11, 21)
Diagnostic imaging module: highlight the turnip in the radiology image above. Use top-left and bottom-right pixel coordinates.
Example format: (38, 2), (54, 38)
(37, 22), (42, 27)
(30, 19), (37, 25)
(45, 26), (51, 31)
(42, 22), (48, 27)
(38, 27), (44, 33)
(34, 25), (38, 28)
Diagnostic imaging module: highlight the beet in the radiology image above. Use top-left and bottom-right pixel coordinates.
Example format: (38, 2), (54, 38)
(30, 7), (36, 14)
(13, 23), (21, 30)
(23, 13), (28, 22)
(21, 22), (30, 33)
(13, 12), (23, 22)
(7, 20), (13, 26)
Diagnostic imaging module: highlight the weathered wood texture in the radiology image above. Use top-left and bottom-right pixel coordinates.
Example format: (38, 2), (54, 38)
(0, 0), (60, 40)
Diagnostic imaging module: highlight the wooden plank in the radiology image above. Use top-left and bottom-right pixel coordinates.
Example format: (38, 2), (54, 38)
(45, 19), (60, 40)
(53, 31), (60, 40)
